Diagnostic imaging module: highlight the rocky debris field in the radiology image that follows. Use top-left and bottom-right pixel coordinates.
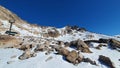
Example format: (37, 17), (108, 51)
(0, 34), (120, 68)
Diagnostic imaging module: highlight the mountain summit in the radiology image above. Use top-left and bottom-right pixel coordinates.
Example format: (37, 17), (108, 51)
(0, 6), (120, 68)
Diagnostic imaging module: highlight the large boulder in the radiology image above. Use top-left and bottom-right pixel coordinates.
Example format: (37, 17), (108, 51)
(77, 39), (92, 53)
(66, 50), (79, 64)
(98, 55), (115, 68)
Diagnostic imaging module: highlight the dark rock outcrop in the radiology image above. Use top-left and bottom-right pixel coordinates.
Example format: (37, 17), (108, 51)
(99, 38), (109, 43)
(98, 55), (115, 68)
(83, 58), (97, 65)
(109, 39), (120, 49)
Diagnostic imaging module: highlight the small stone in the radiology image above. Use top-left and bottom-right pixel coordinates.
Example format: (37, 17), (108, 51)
(45, 56), (53, 62)
(7, 61), (14, 64)
(10, 55), (17, 59)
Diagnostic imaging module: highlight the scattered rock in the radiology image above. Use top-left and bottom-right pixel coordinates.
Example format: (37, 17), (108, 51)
(10, 55), (17, 59)
(7, 61), (14, 64)
(95, 43), (107, 50)
(98, 55), (115, 68)
(34, 44), (47, 52)
(83, 58), (97, 65)
(19, 49), (36, 60)
(45, 48), (54, 55)
(45, 56), (53, 62)
(64, 42), (71, 47)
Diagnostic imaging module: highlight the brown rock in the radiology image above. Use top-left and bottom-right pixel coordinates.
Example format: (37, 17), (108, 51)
(56, 47), (70, 56)
(19, 49), (31, 60)
(47, 28), (60, 38)
(19, 45), (27, 51)
(34, 44), (47, 52)
(83, 58), (97, 65)
(77, 39), (92, 53)
(19, 49), (36, 60)
(66, 50), (78, 63)
(77, 54), (83, 63)
(81, 48), (92, 53)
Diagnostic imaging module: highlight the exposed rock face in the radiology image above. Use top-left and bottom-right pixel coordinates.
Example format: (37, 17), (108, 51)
(98, 55), (115, 68)
(109, 39), (120, 49)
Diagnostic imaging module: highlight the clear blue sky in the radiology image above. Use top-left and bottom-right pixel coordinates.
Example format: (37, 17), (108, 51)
(0, 0), (120, 35)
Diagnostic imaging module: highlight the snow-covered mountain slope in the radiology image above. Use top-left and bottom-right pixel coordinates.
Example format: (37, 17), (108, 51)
(0, 6), (120, 68)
